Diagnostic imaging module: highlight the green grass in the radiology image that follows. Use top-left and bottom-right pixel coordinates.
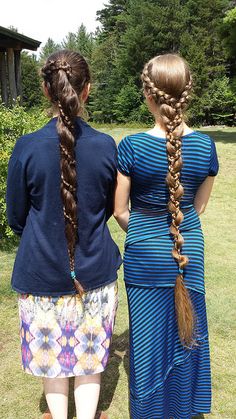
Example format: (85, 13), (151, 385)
(0, 126), (236, 418)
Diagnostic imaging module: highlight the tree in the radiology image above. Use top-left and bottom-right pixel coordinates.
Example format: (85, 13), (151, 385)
(222, 7), (236, 57)
(94, 0), (233, 125)
(21, 52), (43, 108)
(179, 0), (230, 123)
(113, 78), (142, 122)
(39, 38), (61, 63)
(221, 6), (236, 79)
(62, 24), (94, 61)
(61, 32), (77, 51)
(75, 24), (94, 60)
(204, 76), (236, 125)
(8, 25), (18, 32)
(96, 0), (129, 37)
(9, 0), (235, 125)
(89, 34), (119, 122)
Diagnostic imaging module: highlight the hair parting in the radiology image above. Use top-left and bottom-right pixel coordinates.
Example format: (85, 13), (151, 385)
(41, 50), (90, 295)
(141, 54), (196, 347)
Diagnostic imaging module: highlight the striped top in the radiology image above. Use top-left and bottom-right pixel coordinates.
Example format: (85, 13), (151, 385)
(117, 131), (219, 246)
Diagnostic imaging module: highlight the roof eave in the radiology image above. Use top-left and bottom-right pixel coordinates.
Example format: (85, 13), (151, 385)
(0, 26), (41, 50)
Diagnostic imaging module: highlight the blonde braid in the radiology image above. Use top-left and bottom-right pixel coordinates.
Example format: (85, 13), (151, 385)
(142, 64), (173, 106)
(142, 62), (195, 347)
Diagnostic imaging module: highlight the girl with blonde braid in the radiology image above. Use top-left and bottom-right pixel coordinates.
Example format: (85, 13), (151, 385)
(7, 50), (121, 419)
(114, 54), (219, 418)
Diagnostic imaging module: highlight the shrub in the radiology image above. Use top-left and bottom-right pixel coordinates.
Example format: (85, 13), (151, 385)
(113, 79), (142, 123)
(21, 52), (44, 108)
(203, 76), (236, 126)
(0, 104), (48, 246)
(134, 102), (154, 125)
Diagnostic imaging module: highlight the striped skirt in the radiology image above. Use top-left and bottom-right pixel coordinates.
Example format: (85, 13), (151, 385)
(126, 286), (211, 419)
(124, 230), (211, 419)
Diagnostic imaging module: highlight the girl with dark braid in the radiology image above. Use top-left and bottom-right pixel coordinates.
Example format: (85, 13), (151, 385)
(114, 54), (219, 418)
(6, 50), (121, 419)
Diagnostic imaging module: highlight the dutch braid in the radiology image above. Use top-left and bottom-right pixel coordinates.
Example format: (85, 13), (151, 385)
(142, 55), (195, 347)
(41, 50), (90, 295)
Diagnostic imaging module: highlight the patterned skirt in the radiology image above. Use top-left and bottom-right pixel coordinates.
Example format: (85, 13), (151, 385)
(18, 281), (118, 378)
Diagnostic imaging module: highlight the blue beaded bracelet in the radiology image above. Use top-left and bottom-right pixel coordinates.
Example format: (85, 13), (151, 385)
(178, 267), (184, 275)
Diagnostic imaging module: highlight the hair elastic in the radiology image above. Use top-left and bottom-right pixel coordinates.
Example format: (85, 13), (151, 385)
(71, 270), (76, 280)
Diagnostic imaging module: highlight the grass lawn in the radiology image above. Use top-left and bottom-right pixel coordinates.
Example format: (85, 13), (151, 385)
(0, 126), (235, 418)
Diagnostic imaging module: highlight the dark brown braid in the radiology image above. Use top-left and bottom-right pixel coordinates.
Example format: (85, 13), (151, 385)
(41, 50), (90, 295)
(142, 54), (195, 347)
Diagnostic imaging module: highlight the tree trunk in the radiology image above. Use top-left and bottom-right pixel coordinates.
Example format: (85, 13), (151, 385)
(14, 50), (22, 103)
(0, 52), (8, 105)
(7, 48), (17, 104)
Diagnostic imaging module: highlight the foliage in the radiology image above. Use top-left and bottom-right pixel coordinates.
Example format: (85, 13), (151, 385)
(0, 104), (49, 245)
(61, 24), (94, 62)
(8, 25), (18, 32)
(21, 52), (43, 108)
(113, 78), (142, 123)
(39, 37), (61, 64)
(89, 34), (120, 122)
(221, 7), (236, 60)
(96, 0), (128, 37)
(39, 26), (94, 66)
(204, 76), (236, 125)
(91, 0), (234, 125)
(5, 1), (236, 125)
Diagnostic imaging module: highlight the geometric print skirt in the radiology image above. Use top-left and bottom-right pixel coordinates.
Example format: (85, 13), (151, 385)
(18, 281), (118, 378)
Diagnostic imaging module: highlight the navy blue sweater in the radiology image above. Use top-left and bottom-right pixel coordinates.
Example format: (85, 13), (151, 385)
(6, 117), (122, 296)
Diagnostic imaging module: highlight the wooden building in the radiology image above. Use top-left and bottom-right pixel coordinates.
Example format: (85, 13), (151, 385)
(0, 26), (41, 105)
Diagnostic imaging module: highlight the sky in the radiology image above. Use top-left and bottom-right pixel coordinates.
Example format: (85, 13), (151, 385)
(1, 0), (106, 53)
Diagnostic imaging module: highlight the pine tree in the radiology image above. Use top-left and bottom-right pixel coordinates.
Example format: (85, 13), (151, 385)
(94, 0), (233, 124)
(39, 38), (61, 63)
(61, 25), (94, 61)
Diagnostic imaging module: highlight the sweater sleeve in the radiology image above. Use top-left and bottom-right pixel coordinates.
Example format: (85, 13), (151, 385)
(6, 144), (31, 236)
(106, 138), (118, 221)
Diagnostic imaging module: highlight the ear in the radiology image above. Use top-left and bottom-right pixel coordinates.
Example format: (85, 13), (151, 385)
(144, 91), (153, 101)
(145, 92), (158, 116)
(81, 83), (91, 102)
(145, 94), (154, 107)
(143, 89), (154, 105)
(42, 82), (51, 100)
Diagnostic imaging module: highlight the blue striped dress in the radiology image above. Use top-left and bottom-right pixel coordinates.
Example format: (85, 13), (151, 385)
(117, 131), (219, 419)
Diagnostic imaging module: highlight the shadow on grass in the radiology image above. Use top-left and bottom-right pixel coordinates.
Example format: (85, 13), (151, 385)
(32, 327), (208, 418)
(39, 330), (129, 419)
(0, 237), (19, 253)
(98, 329), (129, 412)
(199, 129), (236, 143)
